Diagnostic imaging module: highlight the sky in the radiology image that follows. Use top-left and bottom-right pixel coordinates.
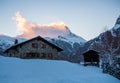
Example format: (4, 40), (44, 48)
(0, 0), (120, 40)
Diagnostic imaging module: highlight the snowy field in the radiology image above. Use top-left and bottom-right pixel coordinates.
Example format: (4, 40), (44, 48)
(0, 56), (119, 83)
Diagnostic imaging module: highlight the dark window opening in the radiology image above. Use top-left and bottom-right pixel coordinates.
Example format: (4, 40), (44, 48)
(32, 43), (38, 48)
(9, 53), (12, 57)
(26, 52), (40, 58)
(41, 53), (46, 58)
(42, 43), (47, 48)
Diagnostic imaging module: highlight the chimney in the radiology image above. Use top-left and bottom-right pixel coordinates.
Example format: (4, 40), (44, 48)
(15, 39), (18, 44)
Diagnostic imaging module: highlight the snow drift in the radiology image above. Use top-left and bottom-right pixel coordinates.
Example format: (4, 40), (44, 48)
(0, 56), (119, 83)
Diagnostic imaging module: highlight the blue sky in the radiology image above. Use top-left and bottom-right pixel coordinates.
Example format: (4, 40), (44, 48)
(0, 0), (120, 40)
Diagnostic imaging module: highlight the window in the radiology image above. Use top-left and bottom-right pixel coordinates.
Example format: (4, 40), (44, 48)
(32, 43), (38, 48)
(41, 53), (46, 58)
(26, 52), (40, 58)
(42, 43), (46, 48)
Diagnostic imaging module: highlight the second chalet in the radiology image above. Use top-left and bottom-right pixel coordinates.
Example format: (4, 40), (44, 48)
(4, 36), (62, 59)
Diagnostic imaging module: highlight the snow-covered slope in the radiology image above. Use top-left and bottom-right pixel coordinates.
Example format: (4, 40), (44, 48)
(0, 35), (25, 53)
(45, 25), (86, 46)
(0, 35), (15, 53)
(0, 56), (119, 83)
(56, 32), (86, 45)
(0, 36), (12, 50)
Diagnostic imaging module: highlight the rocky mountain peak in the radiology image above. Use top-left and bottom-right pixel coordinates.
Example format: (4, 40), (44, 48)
(113, 15), (120, 30)
(115, 15), (120, 25)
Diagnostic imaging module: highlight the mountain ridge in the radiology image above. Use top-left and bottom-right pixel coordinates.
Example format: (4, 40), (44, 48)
(75, 15), (120, 63)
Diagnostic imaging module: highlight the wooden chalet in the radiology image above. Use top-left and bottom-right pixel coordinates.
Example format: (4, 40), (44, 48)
(4, 36), (62, 59)
(83, 50), (99, 67)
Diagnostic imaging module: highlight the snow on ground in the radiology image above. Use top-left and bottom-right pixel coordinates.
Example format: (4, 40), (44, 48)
(0, 56), (119, 83)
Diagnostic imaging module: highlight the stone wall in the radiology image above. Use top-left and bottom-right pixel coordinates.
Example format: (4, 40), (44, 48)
(7, 39), (58, 59)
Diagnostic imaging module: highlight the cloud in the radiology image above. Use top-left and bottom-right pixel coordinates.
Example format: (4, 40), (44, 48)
(13, 12), (71, 39)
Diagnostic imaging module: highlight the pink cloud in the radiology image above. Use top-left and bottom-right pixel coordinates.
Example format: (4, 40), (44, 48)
(13, 12), (71, 39)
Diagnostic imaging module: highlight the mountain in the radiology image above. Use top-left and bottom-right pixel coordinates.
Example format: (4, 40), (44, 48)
(76, 15), (120, 63)
(0, 35), (25, 54)
(70, 16), (120, 79)
(45, 27), (86, 61)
